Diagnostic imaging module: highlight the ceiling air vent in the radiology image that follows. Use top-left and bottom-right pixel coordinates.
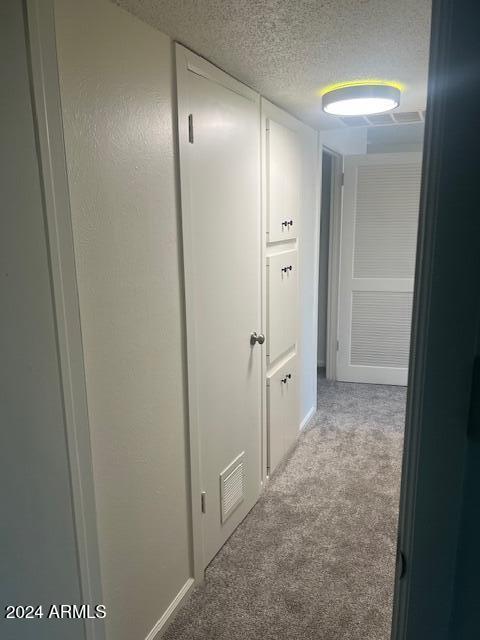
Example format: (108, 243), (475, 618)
(392, 111), (422, 124)
(340, 116), (369, 127)
(366, 113), (395, 126)
(339, 109), (425, 128)
(340, 110), (425, 127)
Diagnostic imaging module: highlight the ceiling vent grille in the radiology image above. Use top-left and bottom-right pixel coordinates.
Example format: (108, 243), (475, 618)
(340, 115), (369, 127)
(392, 111), (423, 124)
(366, 113), (395, 126)
(340, 110), (426, 128)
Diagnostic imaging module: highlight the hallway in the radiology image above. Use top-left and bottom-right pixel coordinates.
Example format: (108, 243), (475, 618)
(164, 378), (406, 640)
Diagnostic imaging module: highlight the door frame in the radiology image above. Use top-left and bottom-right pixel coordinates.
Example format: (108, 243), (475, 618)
(322, 147), (343, 381)
(23, 2), (104, 638)
(392, 0), (480, 635)
(175, 43), (261, 579)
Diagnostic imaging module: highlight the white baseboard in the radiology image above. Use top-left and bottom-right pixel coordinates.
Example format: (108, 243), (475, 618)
(145, 577), (195, 640)
(300, 406), (316, 432)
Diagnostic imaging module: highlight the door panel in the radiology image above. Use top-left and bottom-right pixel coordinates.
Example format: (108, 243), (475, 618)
(267, 249), (298, 363)
(337, 153), (422, 385)
(177, 48), (262, 567)
(266, 119), (300, 242)
(267, 353), (298, 474)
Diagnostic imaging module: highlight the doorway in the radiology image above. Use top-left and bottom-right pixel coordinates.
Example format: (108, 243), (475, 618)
(318, 147), (343, 381)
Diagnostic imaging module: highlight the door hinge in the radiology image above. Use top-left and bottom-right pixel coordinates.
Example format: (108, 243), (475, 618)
(341, 172), (344, 186)
(188, 114), (194, 144)
(201, 491), (206, 513)
(336, 340), (339, 351)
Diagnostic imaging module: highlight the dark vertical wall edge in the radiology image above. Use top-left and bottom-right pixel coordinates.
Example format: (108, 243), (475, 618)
(392, 0), (480, 638)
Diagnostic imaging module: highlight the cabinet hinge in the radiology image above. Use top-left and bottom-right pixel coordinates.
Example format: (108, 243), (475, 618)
(188, 114), (194, 144)
(201, 491), (206, 513)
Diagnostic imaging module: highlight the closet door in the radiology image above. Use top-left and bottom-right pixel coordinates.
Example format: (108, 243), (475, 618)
(267, 249), (298, 362)
(266, 119), (300, 242)
(337, 153), (422, 385)
(177, 46), (262, 568)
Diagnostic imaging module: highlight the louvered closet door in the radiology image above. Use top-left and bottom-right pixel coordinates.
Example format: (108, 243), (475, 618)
(337, 153), (422, 385)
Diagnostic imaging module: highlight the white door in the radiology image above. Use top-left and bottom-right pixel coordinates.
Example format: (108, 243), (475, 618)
(176, 46), (262, 567)
(337, 152), (422, 385)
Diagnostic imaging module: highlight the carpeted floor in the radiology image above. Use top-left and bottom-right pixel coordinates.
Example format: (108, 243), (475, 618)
(164, 376), (406, 640)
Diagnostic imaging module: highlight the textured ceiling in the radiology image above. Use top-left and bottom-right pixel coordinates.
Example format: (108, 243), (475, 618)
(115, 0), (432, 130)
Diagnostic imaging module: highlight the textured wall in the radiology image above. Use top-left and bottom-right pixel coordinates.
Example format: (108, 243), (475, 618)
(54, 1), (191, 639)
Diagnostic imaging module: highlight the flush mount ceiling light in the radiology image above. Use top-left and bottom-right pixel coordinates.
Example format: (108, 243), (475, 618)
(322, 83), (401, 116)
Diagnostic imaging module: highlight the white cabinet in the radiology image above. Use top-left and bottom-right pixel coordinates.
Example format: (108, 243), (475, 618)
(266, 119), (300, 243)
(267, 354), (298, 474)
(262, 102), (304, 483)
(267, 249), (298, 363)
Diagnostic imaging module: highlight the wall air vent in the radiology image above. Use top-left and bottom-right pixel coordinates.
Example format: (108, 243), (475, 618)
(220, 452), (245, 523)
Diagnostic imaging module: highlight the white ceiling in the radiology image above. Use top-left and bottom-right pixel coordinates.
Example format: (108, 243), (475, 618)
(115, 0), (432, 130)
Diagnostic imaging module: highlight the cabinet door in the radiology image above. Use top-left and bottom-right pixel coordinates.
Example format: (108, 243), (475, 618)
(267, 354), (298, 474)
(266, 119), (300, 242)
(267, 249), (298, 362)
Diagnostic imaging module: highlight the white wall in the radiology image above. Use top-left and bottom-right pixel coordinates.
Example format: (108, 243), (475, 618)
(298, 125), (320, 423)
(367, 122), (425, 154)
(54, 1), (192, 639)
(321, 127), (368, 156)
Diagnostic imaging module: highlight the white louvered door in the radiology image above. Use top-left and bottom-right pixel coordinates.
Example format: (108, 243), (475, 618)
(337, 153), (422, 385)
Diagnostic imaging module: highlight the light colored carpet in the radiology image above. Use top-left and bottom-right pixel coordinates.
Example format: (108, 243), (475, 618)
(164, 377), (406, 640)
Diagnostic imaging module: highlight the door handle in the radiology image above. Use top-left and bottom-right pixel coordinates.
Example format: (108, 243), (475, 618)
(250, 332), (265, 346)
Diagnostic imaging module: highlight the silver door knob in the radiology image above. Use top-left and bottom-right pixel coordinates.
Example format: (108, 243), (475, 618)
(250, 332), (265, 346)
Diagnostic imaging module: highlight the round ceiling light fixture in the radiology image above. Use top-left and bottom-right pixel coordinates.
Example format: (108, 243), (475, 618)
(322, 83), (401, 116)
